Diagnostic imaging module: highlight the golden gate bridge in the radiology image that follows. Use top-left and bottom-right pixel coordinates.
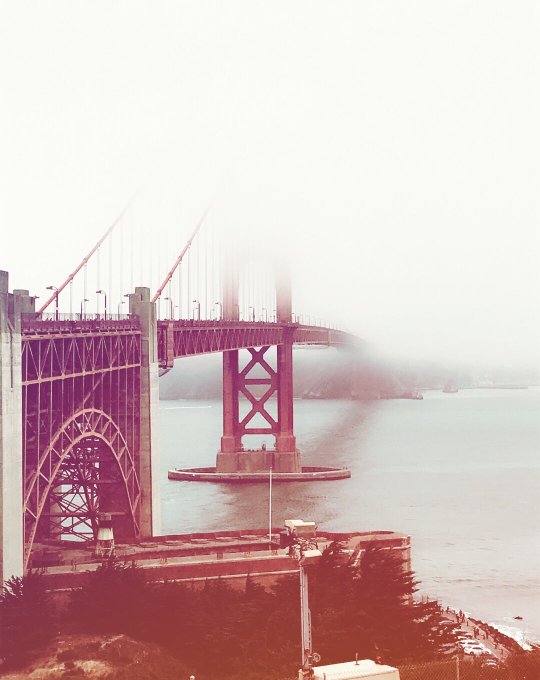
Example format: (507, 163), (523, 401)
(0, 199), (360, 582)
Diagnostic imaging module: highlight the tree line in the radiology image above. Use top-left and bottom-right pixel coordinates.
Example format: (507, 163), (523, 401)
(1, 543), (537, 679)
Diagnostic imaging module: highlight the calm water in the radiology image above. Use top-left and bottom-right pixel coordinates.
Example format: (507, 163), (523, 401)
(159, 388), (540, 645)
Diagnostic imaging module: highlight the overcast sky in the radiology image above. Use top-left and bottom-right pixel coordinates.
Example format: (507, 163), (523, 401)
(1, 1), (538, 367)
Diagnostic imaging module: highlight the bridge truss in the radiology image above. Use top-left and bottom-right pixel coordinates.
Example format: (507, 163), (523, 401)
(21, 318), (143, 567)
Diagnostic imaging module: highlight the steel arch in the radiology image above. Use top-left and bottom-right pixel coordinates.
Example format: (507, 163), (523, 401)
(23, 408), (141, 568)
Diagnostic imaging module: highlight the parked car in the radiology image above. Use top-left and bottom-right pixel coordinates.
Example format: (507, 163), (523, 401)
(453, 630), (472, 639)
(439, 619), (456, 627)
(461, 643), (490, 657)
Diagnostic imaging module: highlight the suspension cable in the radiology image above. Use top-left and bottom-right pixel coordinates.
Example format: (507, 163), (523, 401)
(151, 203), (211, 304)
(37, 195), (137, 315)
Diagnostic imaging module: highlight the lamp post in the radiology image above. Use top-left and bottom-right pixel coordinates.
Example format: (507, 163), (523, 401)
(118, 300), (125, 317)
(215, 301), (223, 319)
(248, 306), (255, 322)
(80, 298), (89, 320)
(281, 519), (322, 676)
(164, 296), (174, 319)
(192, 299), (200, 320)
(46, 285), (59, 320)
(262, 307), (268, 322)
(96, 290), (107, 319)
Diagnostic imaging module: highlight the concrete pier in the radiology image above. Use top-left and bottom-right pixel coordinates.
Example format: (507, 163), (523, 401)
(0, 272), (34, 582)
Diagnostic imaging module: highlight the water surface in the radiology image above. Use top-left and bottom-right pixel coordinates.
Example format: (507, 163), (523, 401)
(159, 388), (540, 644)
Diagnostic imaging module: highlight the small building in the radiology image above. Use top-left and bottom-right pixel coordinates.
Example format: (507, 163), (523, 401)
(312, 659), (400, 679)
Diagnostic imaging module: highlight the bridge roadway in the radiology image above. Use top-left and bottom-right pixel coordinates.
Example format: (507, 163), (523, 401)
(22, 316), (356, 354)
(22, 317), (358, 370)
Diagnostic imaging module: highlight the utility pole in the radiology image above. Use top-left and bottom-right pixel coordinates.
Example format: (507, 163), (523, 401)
(280, 519), (322, 677)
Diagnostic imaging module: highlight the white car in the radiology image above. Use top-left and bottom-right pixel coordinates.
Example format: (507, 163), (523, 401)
(460, 642), (490, 656)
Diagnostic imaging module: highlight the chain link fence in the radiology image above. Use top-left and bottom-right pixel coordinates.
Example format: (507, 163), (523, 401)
(398, 651), (539, 680)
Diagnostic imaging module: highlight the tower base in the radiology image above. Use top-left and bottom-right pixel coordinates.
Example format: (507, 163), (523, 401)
(168, 465), (351, 483)
(216, 449), (301, 474)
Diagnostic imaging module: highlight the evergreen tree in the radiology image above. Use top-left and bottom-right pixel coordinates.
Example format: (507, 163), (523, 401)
(308, 543), (458, 665)
(69, 558), (151, 636)
(0, 572), (55, 667)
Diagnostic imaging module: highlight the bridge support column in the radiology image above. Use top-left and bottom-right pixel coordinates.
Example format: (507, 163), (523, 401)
(215, 258), (300, 474)
(219, 349), (241, 456)
(274, 262), (298, 471)
(129, 287), (160, 537)
(275, 331), (296, 455)
(0, 272), (34, 582)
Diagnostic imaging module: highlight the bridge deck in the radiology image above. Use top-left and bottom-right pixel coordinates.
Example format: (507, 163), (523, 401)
(22, 317), (358, 369)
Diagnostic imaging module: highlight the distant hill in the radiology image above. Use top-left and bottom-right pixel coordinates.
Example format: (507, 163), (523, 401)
(158, 349), (540, 401)
(158, 347), (408, 400)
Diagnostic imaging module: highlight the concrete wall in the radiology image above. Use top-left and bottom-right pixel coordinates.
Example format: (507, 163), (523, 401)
(0, 272), (29, 582)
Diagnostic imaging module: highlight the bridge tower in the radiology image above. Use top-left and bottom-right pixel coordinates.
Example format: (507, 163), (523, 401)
(128, 287), (161, 536)
(0, 272), (34, 582)
(216, 262), (301, 474)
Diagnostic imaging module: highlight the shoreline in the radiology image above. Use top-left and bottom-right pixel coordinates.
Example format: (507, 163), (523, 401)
(441, 605), (533, 659)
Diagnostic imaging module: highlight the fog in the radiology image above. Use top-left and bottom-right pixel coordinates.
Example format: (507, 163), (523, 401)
(1, 1), (538, 367)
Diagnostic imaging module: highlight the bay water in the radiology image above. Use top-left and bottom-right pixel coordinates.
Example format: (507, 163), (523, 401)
(159, 388), (540, 645)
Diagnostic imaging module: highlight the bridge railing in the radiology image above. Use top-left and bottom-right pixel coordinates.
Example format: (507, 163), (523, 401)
(38, 313), (132, 322)
(22, 316), (141, 336)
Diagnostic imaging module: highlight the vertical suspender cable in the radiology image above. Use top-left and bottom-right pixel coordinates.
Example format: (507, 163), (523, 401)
(204, 223), (208, 319)
(140, 220), (144, 289)
(187, 248), (191, 319)
(96, 246), (101, 315)
(196, 237), (199, 318)
(178, 263), (182, 319)
(83, 263), (87, 317)
(119, 218), (124, 303)
(130, 214), (134, 293)
(148, 224), (151, 292)
(108, 227), (113, 317)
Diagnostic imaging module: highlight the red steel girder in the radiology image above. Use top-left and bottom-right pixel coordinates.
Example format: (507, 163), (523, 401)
(157, 320), (357, 367)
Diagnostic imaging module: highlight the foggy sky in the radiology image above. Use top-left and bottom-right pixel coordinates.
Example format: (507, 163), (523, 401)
(1, 1), (539, 367)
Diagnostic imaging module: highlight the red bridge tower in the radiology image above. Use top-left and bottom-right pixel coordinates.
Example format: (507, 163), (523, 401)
(217, 263), (300, 473)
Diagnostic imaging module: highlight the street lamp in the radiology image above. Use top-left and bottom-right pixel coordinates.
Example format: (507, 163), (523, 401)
(118, 300), (125, 317)
(280, 519), (322, 676)
(96, 290), (107, 319)
(46, 285), (59, 320)
(163, 296), (174, 319)
(262, 307), (268, 322)
(80, 298), (89, 320)
(248, 306), (255, 322)
(215, 301), (223, 319)
(192, 299), (200, 320)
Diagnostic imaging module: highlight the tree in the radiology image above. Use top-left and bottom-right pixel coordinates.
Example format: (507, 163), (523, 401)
(0, 572), (55, 667)
(69, 558), (151, 636)
(307, 543), (458, 666)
